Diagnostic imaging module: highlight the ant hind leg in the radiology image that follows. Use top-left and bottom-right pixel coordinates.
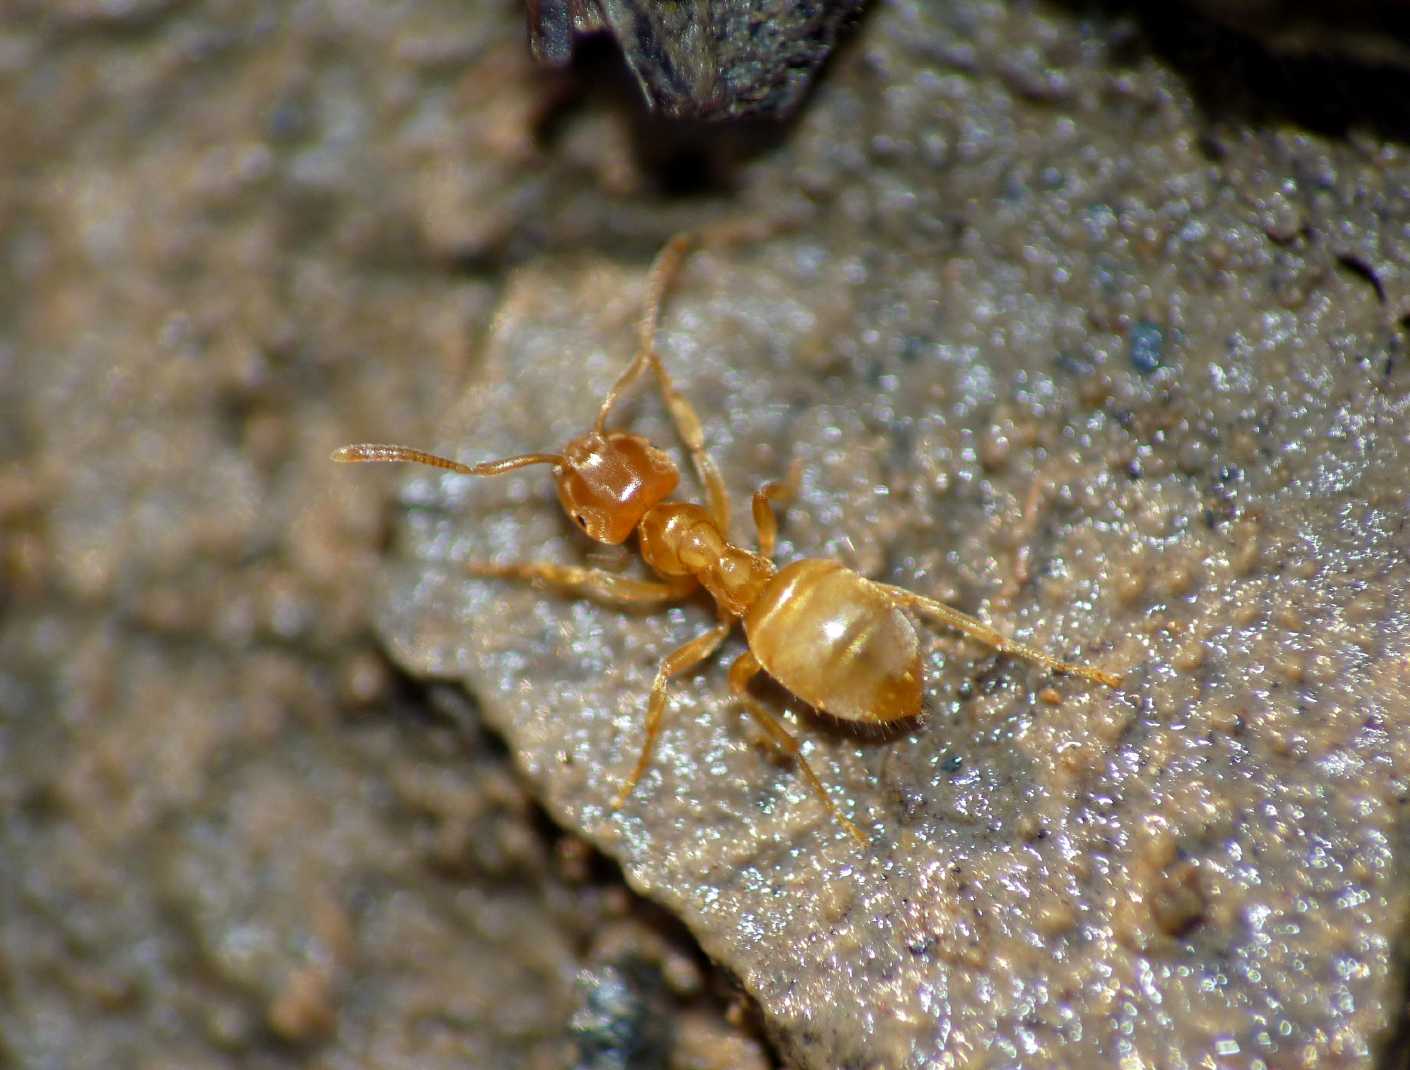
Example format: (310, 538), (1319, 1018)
(877, 584), (1123, 688)
(727, 653), (867, 846)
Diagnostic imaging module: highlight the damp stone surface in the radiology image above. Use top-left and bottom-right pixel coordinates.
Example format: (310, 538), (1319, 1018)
(3, 1), (1409, 1068)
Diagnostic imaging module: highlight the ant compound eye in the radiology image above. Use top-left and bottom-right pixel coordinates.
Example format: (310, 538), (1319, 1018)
(576, 515), (588, 528)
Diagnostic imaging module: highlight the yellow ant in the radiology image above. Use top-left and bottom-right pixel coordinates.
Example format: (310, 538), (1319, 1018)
(334, 233), (1123, 846)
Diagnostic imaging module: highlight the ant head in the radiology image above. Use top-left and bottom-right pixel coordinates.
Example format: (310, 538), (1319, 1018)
(555, 430), (679, 544)
(331, 431), (677, 546)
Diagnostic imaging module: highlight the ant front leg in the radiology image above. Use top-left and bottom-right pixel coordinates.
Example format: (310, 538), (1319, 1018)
(644, 349), (730, 536)
(877, 583), (1123, 688)
(465, 561), (698, 606)
(611, 613), (733, 810)
(727, 652), (867, 846)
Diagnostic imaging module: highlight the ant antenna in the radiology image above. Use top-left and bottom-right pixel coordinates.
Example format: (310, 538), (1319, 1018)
(331, 444), (564, 476)
(592, 218), (794, 435)
(593, 233), (695, 435)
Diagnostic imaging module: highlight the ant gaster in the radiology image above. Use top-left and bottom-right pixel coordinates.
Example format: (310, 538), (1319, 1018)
(334, 232), (1123, 846)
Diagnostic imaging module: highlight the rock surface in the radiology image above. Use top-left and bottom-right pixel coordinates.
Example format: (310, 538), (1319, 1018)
(380, 3), (1410, 1067)
(2, 1), (1408, 1068)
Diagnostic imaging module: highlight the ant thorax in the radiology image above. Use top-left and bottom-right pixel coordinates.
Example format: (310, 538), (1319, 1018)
(638, 502), (776, 617)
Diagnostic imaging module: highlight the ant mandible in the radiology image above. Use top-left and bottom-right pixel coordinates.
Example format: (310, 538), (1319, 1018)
(334, 231), (1123, 846)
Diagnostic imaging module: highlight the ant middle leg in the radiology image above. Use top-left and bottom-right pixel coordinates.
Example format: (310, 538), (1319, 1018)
(727, 652), (867, 846)
(611, 613), (733, 810)
(466, 561), (698, 606)
(877, 584), (1123, 688)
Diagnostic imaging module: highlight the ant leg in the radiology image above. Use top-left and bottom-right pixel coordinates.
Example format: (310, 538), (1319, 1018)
(876, 583), (1123, 688)
(611, 615), (733, 810)
(751, 462), (801, 559)
(645, 349), (731, 536)
(466, 561), (697, 606)
(727, 652), (867, 846)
